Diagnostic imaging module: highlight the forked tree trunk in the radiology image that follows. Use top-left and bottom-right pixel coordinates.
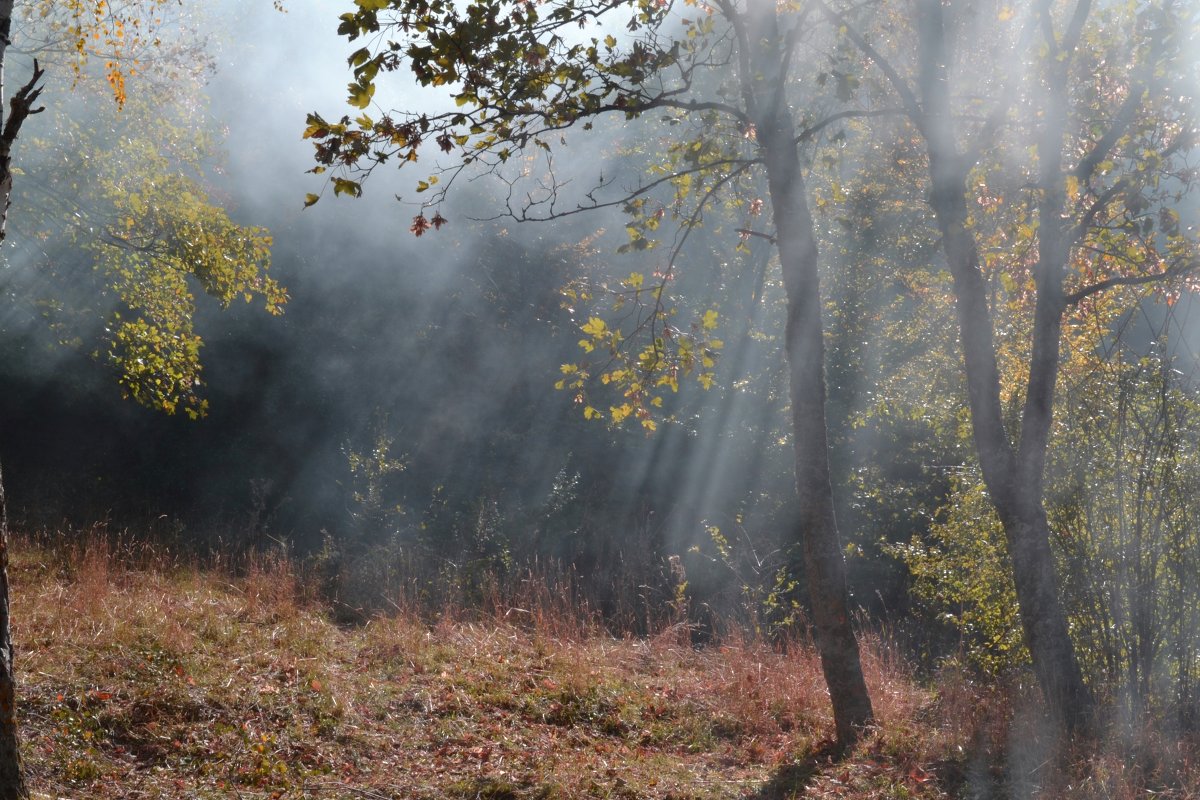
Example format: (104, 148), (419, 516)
(0, 0), (16, 240)
(917, 0), (1092, 733)
(747, 0), (874, 748)
(927, 156), (1093, 735)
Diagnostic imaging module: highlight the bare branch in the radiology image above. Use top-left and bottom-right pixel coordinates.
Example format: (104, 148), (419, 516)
(735, 227), (776, 244)
(0, 59), (45, 242)
(475, 156), (758, 223)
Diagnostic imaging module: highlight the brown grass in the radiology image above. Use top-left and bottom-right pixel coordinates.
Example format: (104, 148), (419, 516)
(8, 531), (1200, 799)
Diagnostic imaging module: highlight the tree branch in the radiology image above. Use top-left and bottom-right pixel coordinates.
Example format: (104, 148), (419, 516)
(0, 59), (45, 242)
(813, 0), (923, 132)
(1072, 85), (1145, 183)
(1064, 261), (1198, 306)
(735, 227), (776, 244)
(1, 59), (45, 146)
(795, 107), (903, 143)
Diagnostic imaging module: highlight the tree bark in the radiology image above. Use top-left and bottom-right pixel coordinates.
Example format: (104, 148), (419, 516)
(746, 0), (874, 748)
(0, 5), (33, 795)
(0, 464), (27, 800)
(927, 146), (1093, 737)
(768, 135), (875, 749)
(0, 1), (44, 245)
(0, 0), (16, 241)
(916, 0), (1092, 734)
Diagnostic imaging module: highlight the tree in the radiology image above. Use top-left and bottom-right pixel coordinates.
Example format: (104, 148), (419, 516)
(0, 3), (286, 795)
(825, 0), (1199, 733)
(309, 0), (875, 745)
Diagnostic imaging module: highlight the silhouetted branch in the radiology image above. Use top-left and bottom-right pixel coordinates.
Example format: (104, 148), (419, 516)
(1065, 261), (1198, 306)
(795, 107), (902, 143)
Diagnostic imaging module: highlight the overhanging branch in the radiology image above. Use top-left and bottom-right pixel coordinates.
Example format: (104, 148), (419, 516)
(1064, 261), (1198, 306)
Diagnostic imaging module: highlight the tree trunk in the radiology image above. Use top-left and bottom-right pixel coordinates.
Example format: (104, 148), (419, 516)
(746, 0), (874, 747)
(770, 141), (874, 748)
(917, 0), (1092, 733)
(0, 5), (32, 794)
(0, 465), (27, 800)
(926, 154), (1092, 734)
(0, 0), (16, 240)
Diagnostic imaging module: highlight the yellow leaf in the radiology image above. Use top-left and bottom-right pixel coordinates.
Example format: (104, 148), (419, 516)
(580, 316), (607, 336)
(702, 309), (719, 330)
(611, 403), (633, 424)
(347, 81), (375, 109)
(1065, 175), (1080, 200)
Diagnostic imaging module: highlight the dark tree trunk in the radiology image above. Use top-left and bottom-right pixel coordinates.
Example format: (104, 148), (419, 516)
(0, 4), (34, 794)
(746, 0), (874, 748)
(0, 465), (27, 800)
(0, 0), (18, 241)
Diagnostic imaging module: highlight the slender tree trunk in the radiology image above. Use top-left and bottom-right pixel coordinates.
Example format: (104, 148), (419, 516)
(745, 0), (873, 748)
(928, 151), (1092, 733)
(0, 6), (33, 795)
(767, 136), (874, 748)
(0, 464), (27, 800)
(0, 2), (43, 246)
(925, 125), (1093, 738)
(0, 0), (17, 240)
(917, 0), (1092, 733)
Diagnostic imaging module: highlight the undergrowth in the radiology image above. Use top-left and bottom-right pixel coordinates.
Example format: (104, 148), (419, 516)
(8, 530), (1200, 798)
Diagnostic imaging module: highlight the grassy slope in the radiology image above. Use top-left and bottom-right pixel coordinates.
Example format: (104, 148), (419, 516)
(9, 536), (1197, 799)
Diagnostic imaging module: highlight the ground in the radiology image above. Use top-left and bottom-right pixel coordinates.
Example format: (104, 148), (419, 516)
(10, 533), (1197, 799)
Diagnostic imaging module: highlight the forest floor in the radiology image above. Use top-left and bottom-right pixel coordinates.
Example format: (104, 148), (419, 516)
(10, 534), (1198, 799)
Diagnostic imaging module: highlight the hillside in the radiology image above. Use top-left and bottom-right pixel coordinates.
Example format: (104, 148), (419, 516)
(9, 534), (1194, 799)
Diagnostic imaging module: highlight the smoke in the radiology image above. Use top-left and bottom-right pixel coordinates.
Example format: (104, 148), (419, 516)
(0, 1), (1196, 672)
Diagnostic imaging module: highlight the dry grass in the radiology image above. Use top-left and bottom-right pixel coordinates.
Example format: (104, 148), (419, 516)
(8, 532), (1200, 799)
